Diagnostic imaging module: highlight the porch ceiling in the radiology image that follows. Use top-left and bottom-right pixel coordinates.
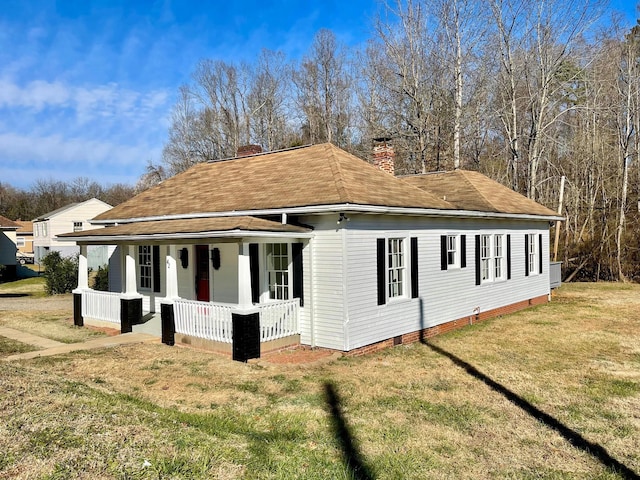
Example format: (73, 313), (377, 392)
(57, 216), (312, 243)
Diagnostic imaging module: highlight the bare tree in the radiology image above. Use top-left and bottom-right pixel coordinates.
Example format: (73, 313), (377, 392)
(614, 23), (640, 280)
(249, 49), (294, 151)
(294, 29), (354, 147)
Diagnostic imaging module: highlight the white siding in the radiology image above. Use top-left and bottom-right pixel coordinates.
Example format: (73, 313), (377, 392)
(44, 198), (112, 248)
(343, 214), (551, 351)
(108, 246), (122, 293)
(298, 240), (312, 345)
(0, 230), (17, 265)
(177, 246), (195, 300)
(301, 215), (347, 350)
(211, 243), (238, 303)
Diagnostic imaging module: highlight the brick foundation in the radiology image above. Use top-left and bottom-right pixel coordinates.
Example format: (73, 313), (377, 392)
(344, 294), (549, 357)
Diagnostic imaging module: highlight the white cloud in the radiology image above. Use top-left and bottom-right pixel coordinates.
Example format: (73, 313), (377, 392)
(0, 132), (160, 168)
(0, 77), (170, 125)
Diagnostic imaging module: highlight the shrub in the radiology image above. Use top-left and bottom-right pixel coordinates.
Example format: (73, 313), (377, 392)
(42, 251), (78, 295)
(93, 265), (109, 291)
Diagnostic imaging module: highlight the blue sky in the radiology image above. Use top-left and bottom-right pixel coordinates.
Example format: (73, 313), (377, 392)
(0, 1), (637, 190)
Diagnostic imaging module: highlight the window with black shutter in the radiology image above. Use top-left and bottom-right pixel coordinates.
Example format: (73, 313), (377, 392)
(411, 237), (418, 298)
(377, 238), (386, 305)
(249, 244), (259, 304)
(507, 234), (511, 280)
(292, 242), (304, 307)
(152, 245), (161, 293)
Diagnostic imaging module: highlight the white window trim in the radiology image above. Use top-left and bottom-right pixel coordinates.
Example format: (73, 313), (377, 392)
(138, 245), (153, 291)
(480, 234), (507, 284)
(17, 237), (25, 247)
(494, 234), (505, 281)
(387, 237), (408, 301)
(262, 242), (292, 302)
(446, 233), (460, 269)
(528, 233), (538, 276)
(73, 221), (83, 232)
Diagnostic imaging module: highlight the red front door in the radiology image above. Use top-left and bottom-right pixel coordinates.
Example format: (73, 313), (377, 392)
(195, 245), (210, 302)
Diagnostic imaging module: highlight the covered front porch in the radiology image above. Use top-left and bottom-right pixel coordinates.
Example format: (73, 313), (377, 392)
(64, 217), (312, 361)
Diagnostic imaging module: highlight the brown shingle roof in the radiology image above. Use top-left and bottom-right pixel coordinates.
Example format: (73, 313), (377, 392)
(0, 216), (20, 229)
(58, 216), (311, 239)
(16, 221), (33, 233)
(402, 170), (558, 217)
(95, 143), (454, 221)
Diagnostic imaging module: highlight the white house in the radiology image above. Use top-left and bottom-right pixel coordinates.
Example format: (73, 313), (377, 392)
(0, 215), (20, 281)
(33, 198), (113, 268)
(59, 143), (561, 361)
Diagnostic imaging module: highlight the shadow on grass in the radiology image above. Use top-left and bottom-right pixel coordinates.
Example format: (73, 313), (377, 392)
(423, 341), (640, 480)
(324, 382), (375, 480)
(0, 293), (29, 298)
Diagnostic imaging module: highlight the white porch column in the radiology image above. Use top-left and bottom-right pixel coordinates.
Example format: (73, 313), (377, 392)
(165, 245), (179, 300)
(238, 242), (253, 309)
(75, 244), (89, 291)
(124, 245), (138, 296)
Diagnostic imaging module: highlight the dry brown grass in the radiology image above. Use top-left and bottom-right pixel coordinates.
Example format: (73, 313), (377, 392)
(0, 307), (106, 344)
(1, 282), (639, 479)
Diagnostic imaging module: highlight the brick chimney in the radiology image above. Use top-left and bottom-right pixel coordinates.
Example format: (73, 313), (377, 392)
(372, 137), (395, 175)
(237, 144), (263, 157)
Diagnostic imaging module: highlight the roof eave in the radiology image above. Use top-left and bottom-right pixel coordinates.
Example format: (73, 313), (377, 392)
(90, 204), (564, 225)
(57, 229), (315, 244)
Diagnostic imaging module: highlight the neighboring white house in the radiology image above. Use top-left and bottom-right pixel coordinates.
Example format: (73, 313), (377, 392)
(59, 143), (562, 360)
(34, 198), (113, 268)
(0, 215), (20, 281)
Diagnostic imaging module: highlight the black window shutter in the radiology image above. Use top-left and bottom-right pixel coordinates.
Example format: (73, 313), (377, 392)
(538, 234), (543, 274)
(475, 235), (481, 286)
(460, 235), (467, 268)
(249, 243), (259, 304)
(377, 238), (386, 305)
(292, 242), (304, 307)
(152, 245), (161, 293)
(440, 235), (448, 270)
(507, 234), (512, 280)
(525, 235), (530, 276)
(411, 237), (418, 298)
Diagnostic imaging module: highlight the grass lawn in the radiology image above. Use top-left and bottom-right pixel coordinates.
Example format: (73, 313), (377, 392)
(0, 277), (106, 344)
(0, 276), (47, 297)
(1, 282), (639, 479)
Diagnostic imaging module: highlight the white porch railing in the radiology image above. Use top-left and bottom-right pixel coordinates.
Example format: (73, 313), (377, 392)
(82, 289), (121, 324)
(259, 299), (300, 342)
(173, 298), (300, 344)
(174, 299), (234, 343)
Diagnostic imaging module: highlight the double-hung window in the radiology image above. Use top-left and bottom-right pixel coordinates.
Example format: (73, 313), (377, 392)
(447, 235), (457, 266)
(441, 234), (466, 270)
(476, 234), (508, 284)
(494, 234), (505, 280)
(138, 245), (152, 290)
(266, 243), (289, 300)
(377, 237), (418, 305)
(387, 238), (405, 299)
(73, 221), (83, 232)
(480, 235), (491, 282)
(528, 234), (537, 275)
(17, 237), (25, 248)
(525, 233), (543, 276)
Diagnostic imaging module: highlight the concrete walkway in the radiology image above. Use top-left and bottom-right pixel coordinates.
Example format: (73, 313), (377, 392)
(1, 328), (157, 362)
(0, 326), (66, 349)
